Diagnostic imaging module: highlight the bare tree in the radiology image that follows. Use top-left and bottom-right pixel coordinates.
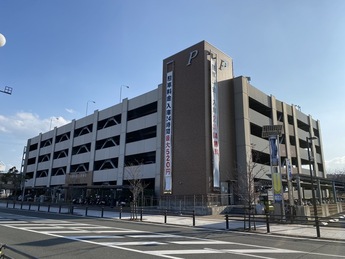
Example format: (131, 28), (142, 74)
(125, 161), (149, 220)
(327, 168), (345, 181)
(233, 145), (267, 230)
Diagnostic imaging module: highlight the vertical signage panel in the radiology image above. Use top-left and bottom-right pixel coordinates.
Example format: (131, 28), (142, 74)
(164, 71), (173, 194)
(269, 136), (282, 201)
(210, 57), (220, 189)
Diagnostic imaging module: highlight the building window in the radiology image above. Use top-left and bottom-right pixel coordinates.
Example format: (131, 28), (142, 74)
(37, 170), (48, 178)
(72, 143), (91, 155)
(96, 136), (120, 150)
(54, 149), (68, 159)
(94, 158), (119, 171)
(70, 163), (89, 173)
(97, 114), (122, 130)
(127, 102), (157, 121)
(276, 111), (284, 123)
(125, 151), (156, 165)
(297, 119), (309, 132)
(25, 172), (34, 179)
(250, 123), (262, 138)
(52, 167), (66, 176)
(39, 154), (50, 163)
(249, 97), (271, 118)
(126, 126), (156, 143)
(56, 132), (70, 143)
(291, 157), (298, 168)
(289, 136), (296, 146)
(40, 138), (52, 147)
(74, 124), (93, 137)
(29, 143), (38, 151)
(252, 149), (270, 166)
(27, 157), (36, 165)
(287, 115), (294, 125)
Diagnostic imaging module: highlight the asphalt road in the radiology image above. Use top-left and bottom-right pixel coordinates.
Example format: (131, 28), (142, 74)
(0, 208), (345, 259)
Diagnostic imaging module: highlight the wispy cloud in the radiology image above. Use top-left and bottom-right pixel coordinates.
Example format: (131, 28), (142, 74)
(65, 108), (76, 114)
(0, 112), (69, 137)
(0, 112), (71, 170)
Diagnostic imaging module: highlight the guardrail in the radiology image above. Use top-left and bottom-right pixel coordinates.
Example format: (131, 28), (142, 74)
(2, 200), (198, 226)
(225, 212), (345, 239)
(0, 243), (37, 259)
(1, 200), (344, 239)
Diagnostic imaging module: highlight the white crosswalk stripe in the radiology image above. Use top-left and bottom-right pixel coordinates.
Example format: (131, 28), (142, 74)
(1, 212), (343, 258)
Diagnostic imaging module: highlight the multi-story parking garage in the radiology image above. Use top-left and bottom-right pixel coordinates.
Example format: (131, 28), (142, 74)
(22, 41), (343, 209)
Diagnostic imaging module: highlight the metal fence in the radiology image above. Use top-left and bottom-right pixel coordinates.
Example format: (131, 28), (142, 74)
(143, 194), (232, 208)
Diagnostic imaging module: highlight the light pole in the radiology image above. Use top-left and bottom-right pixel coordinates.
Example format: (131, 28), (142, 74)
(0, 34), (12, 96)
(307, 136), (320, 238)
(86, 100), (95, 116)
(49, 117), (59, 130)
(120, 85), (129, 103)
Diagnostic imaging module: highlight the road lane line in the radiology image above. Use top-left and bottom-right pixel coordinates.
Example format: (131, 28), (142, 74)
(102, 241), (166, 246)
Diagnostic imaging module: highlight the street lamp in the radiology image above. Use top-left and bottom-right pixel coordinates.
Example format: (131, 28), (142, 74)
(0, 33), (6, 47)
(307, 136), (320, 238)
(86, 100), (95, 116)
(49, 117), (59, 130)
(120, 85), (129, 103)
(0, 34), (12, 96)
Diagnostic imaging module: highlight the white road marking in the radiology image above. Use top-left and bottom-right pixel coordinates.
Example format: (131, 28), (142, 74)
(40, 230), (91, 234)
(127, 234), (181, 238)
(222, 248), (302, 253)
(169, 241), (230, 245)
(1, 212), (345, 259)
(67, 235), (123, 239)
(20, 226), (65, 229)
(147, 249), (223, 255)
(103, 241), (166, 246)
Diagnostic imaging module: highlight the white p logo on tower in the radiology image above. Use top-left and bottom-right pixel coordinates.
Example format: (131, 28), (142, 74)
(187, 50), (199, 66)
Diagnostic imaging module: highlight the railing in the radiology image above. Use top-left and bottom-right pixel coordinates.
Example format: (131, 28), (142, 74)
(157, 194), (232, 208)
(1, 200), (344, 240)
(2, 200), (198, 226)
(0, 243), (37, 259)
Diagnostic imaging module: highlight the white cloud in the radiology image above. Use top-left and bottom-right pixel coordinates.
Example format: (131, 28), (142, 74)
(65, 108), (76, 114)
(325, 156), (345, 173)
(0, 112), (70, 137)
(0, 112), (71, 170)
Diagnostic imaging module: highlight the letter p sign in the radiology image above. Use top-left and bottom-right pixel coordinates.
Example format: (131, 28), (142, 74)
(187, 50), (199, 66)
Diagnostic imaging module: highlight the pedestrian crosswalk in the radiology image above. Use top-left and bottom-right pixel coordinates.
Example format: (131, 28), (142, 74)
(0, 212), (343, 259)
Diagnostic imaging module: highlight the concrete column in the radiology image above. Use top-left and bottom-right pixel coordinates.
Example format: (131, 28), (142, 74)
(117, 99), (129, 186)
(316, 179), (322, 204)
(332, 181), (337, 203)
(47, 127), (58, 187)
(32, 133), (43, 187)
(88, 110), (99, 175)
(66, 120), (76, 175)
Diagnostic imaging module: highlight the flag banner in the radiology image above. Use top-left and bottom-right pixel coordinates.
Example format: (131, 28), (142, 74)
(272, 170), (282, 202)
(269, 137), (279, 166)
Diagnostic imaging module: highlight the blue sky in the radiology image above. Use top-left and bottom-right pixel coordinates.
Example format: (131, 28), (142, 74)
(0, 0), (344, 172)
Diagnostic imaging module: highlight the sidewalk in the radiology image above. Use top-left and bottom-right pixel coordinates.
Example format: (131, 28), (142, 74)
(1, 201), (345, 241)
